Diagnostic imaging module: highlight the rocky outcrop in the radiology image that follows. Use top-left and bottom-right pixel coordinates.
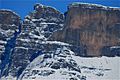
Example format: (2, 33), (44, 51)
(18, 47), (82, 80)
(8, 3), (64, 77)
(0, 10), (21, 78)
(0, 10), (20, 56)
(50, 3), (120, 56)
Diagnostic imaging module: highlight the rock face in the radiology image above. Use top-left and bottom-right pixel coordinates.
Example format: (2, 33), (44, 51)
(0, 10), (20, 56)
(0, 2), (120, 80)
(50, 3), (120, 56)
(22, 3), (64, 40)
(8, 3), (64, 77)
(0, 10), (21, 78)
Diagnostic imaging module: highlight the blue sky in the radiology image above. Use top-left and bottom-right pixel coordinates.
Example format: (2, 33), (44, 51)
(0, 0), (120, 19)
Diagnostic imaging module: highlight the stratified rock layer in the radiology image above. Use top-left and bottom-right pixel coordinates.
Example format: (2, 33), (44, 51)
(0, 2), (120, 80)
(50, 3), (120, 56)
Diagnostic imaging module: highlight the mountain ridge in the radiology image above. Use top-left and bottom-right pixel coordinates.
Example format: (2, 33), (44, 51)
(0, 2), (120, 80)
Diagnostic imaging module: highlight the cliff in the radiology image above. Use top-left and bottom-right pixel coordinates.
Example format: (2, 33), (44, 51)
(50, 3), (120, 56)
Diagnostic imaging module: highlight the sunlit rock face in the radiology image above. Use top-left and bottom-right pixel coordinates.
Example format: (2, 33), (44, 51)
(50, 3), (120, 56)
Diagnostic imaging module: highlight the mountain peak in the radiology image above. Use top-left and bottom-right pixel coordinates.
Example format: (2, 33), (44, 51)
(0, 9), (20, 18)
(33, 3), (61, 14)
(34, 3), (44, 10)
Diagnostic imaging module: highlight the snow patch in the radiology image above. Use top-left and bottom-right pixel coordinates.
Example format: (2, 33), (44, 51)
(41, 41), (71, 46)
(69, 2), (120, 10)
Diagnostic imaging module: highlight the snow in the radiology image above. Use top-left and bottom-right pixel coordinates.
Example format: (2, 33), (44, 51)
(35, 3), (44, 8)
(110, 46), (120, 49)
(20, 68), (79, 80)
(24, 19), (30, 22)
(15, 47), (29, 50)
(31, 18), (46, 22)
(10, 24), (16, 26)
(25, 15), (31, 19)
(1, 75), (16, 80)
(18, 39), (31, 42)
(40, 22), (57, 25)
(28, 68), (80, 80)
(0, 40), (7, 44)
(41, 41), (71, 46)
(72, 56), (120, 80)
(0, 46), (5, 51)
(28, 57), (119, 80)
(6, 29), (15, 32)
(0, 28), (15, 35)
(18, 47), (81, 80)
(29, 32), (46, 40)
(59, 24), (64, 27)
(18, 46), (120, 80)
(69, 2), (120, 10)
(32, 19), (39, 22)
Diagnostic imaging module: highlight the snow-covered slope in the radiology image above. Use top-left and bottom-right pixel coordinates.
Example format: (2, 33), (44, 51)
(16, 46), (120, 80)
(18, 47), (81, 80)
(73, 57), (120, 80)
